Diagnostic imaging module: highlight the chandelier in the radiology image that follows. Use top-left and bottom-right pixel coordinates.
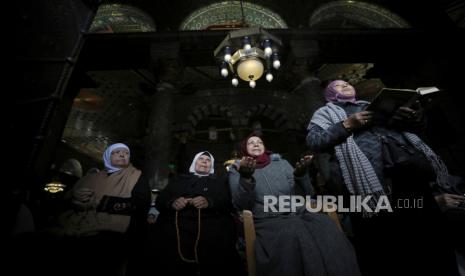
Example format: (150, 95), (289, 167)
(44, 181), (66, 193)
(214, 27), (282, 88)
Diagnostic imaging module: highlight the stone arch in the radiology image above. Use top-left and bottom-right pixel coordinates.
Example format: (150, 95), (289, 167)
(316, 63), (375, 86)
(89, 4), (156, 33)
(309, 1), (410, 28)
(179, 104), (233, 131)
(180, 1), (288, 30)
(245, 104), (289, 131)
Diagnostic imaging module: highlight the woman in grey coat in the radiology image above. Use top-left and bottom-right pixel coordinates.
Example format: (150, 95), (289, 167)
(228, 133), (361, 276)
(306, 80), (459, 276)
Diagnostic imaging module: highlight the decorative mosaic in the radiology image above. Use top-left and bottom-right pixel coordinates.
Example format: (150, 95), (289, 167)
(89, 4), (156, 33)
(180, 1), (288, 30)
(62, 70), (149, 160)
(316, 63), (374, 85)
(309, 1), (410, 28)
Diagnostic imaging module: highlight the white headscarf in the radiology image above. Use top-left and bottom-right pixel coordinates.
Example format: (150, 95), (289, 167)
(189, 151), (215, 177)
(103, 143), (130, 173)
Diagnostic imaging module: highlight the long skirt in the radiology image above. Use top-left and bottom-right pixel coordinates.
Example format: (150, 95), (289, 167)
(254, 212), (361, 276)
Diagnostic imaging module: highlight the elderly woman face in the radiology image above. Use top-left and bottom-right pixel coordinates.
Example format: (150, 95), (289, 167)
(110, 147), (130, 168)
(195, 154), (212, 174)
(332, 80), (355, 97)
(247, 136), (265, 157)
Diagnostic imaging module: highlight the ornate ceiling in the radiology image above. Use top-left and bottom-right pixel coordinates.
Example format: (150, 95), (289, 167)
(179, 1), (288, 30)
(62, 70), (149, 160)
(58, 0), (464, 166)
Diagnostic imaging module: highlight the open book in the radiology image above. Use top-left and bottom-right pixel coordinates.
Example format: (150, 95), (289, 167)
(365, 87), (440, 123)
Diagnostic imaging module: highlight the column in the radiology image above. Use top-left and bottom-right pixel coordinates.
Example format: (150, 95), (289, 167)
(145, 80), (176, 190)
(144, 54), (182, 189)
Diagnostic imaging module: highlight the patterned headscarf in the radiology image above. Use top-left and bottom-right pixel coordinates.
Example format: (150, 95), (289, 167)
(103, 143), (130, 173)
(325, 80), (357, 103)
(189, 151), (215, 176)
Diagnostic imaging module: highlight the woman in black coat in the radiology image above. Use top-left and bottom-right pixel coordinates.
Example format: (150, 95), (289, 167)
(154, 151), (244, 276)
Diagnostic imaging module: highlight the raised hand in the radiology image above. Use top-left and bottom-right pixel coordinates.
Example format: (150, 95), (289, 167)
(294, 155), (313, 176)
(237, 157), (256, 179)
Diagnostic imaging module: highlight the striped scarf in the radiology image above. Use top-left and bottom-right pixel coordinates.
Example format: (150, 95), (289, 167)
(310, 102), (450, 216)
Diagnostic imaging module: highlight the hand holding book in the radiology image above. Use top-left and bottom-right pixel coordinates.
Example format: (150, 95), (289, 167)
(97, 195), (133, 215)
(391, 106), (423, 123)
(342, 110), (373, 131)
(365, 86), (440, 125)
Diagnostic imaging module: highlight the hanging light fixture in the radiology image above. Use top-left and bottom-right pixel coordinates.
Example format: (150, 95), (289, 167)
(214, 27), (282, 88)
(44, 180), (66, 193)
(224, 150), (240, 171)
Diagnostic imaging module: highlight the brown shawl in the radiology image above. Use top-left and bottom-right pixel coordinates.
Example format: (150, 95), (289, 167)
(64, 165), (141, 236)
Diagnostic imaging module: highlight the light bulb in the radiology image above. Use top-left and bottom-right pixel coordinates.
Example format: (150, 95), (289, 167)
(224, 54), (231, 62)
(264, 47), (272, 57)
(242, 37), (251, 51)
(221, 68), (229, 77)
(249, 80), (256, 88)
(232, 78), (239, 87)
(266, 73), (273, 82)
(273, 59), (281, 69)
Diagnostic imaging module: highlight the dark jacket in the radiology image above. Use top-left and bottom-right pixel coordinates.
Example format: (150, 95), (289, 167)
(156, 173), (235, 219)
(127, 174), (152, 237)
(154, 173), (242, 276)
